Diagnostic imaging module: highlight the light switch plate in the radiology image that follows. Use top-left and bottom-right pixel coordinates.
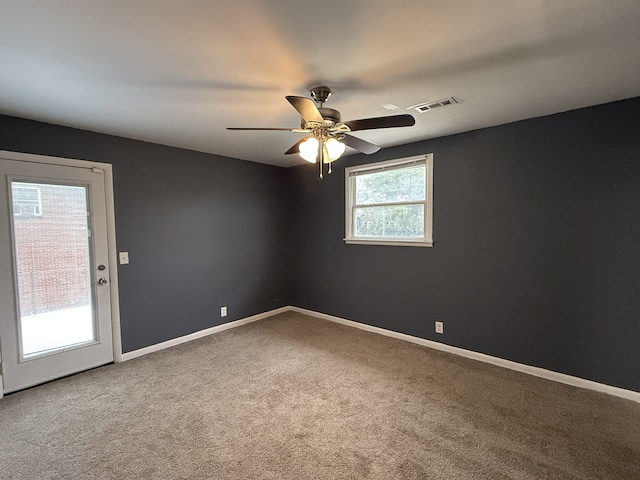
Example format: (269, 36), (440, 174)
(119, 252), (129, 265)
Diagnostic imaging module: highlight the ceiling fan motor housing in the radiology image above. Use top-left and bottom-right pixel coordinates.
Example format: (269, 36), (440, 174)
(300, 107), (341, 129)
(319, 107), (340, 125)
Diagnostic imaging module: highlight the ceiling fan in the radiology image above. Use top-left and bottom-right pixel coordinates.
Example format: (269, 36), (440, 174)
(227, 86), (415, 177)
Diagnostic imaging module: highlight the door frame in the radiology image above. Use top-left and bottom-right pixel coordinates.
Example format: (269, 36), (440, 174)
(0, 150), (122, 398)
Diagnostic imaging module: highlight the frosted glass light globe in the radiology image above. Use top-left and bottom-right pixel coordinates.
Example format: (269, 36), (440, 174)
(325, 138), (346, 161)
(299, 137), (319, 163)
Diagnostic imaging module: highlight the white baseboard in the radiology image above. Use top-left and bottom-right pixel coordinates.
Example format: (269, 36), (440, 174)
(120, 307), (289, 362)
(118, 304), (640, 404)
(290, 306), (640, 404)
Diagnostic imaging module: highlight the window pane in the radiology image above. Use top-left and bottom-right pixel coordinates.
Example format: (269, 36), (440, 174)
(354, 204), (424, 238)
(355, 165), (425, 205)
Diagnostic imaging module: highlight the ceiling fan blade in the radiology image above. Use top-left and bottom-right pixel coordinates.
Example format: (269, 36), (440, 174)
(284, 136), (312, 155)
(342, 134), (381, 155)
(344, 114), (415, 132)
(227, 127), (295, 131)
(286, 96), (324, 123)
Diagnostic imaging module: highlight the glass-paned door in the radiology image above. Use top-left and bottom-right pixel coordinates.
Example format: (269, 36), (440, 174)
(0, 159), (114, 393)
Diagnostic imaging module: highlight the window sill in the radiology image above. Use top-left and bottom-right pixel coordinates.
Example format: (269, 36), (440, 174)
(344, 238), (433, 247)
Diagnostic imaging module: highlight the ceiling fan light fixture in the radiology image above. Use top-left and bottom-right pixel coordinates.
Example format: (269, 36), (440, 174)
(299, 137), (319, 163)
(325, 137), (345, 161)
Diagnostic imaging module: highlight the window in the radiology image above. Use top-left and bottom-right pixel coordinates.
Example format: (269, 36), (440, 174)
(12, 184), (43, 217)
(345, 154), (433, 247)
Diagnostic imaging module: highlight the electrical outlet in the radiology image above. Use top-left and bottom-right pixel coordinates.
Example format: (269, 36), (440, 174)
(119, 252), (129, 264)
(221, 306), (227, 317)
(435, 321), (444, 334)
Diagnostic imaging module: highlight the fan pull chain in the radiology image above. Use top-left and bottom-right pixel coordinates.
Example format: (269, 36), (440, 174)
(318, 140), (324, 178)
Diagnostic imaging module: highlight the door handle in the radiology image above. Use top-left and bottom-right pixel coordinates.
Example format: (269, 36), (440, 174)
(98, 278), (108, 286)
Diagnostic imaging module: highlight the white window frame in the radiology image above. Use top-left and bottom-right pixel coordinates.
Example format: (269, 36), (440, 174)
(344, 153), (433, 247)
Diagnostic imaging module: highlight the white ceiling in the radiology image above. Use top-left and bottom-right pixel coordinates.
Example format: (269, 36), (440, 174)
(1, 1), (639, 167)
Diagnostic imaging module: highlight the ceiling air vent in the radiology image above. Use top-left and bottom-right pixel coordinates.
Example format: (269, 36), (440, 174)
(408, 97), (459, 113)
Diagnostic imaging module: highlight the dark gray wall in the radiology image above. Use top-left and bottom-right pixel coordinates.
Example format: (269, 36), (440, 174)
(0, 116), (290, 352)
(288, 97), (640, 392)
(2, 97), (639, 392)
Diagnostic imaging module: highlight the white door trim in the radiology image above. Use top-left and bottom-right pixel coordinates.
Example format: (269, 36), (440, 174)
(0, 150), (123, 389)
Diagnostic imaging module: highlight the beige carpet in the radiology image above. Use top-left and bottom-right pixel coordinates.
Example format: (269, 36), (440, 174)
(1, 311), (639, 479)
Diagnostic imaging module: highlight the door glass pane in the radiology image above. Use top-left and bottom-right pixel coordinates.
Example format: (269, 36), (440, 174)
(11, 181), (95, 358)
